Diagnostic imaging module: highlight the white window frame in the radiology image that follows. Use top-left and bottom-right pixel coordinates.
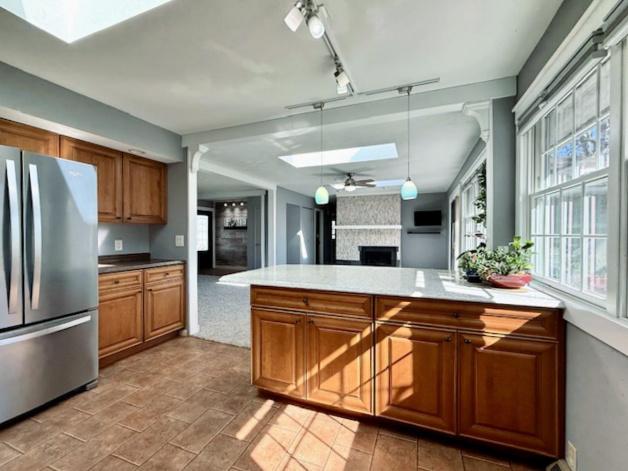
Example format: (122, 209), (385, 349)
(459, 155), (487, 253)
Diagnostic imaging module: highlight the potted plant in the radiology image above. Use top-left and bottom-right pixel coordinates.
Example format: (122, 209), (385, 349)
(456, 243), (486, 283)
(477, 237), (534, 288)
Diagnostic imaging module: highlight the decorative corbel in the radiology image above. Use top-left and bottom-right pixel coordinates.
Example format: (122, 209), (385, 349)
(190, 144), (209, 173)
(463, 101), (490, 143)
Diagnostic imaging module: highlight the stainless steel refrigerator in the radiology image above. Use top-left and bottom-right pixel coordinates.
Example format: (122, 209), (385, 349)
(0, 145), (98, 424)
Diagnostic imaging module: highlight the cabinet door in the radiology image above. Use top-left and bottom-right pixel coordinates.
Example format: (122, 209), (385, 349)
(376, 324), (456, 433)
(60, 137), (123, 222)
(123, 154), (167, 224)
(98, 286), (143, 358)
(459, 333), (560, 456)
(252, 309), (305, 398)
(306, 315), (372, 413)
(0, 118), (59, 156)
(144, 278), (185, 340)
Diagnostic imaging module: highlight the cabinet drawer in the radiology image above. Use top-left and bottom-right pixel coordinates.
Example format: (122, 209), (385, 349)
(99, 270), (143, 292)
(252, 286), (372, 319)
(145, 265), (184, 284)
(376, 297), (560, 340)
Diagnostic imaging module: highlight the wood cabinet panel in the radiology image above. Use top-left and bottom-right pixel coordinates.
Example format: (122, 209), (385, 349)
(145, 265), (185, 284)
(458, 333), (560, 456)
(376, 296), (559, 340)
(123, 154), (167, 224)
(98, 286), (143, 358)
(60, 137), (123, 222)
(144, 277), (185, 340)
(252, 309), (306, 398)
(376, 324), (456, 433)
(99, 270), (143, 292)
(252, 286), (372, 319)
(0, 118), (59, 156)
(306, 315), (372, 414)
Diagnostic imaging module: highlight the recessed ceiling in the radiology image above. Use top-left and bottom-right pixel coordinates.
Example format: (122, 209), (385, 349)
(0, 0), (560, 134)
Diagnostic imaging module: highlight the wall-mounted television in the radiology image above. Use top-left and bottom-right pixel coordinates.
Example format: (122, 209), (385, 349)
(414, 210), (442, 227)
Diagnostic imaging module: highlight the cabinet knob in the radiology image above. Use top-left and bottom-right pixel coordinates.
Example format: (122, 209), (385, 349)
(302, 297), (309, 305)
(114, 280), (120, 284)
(464, 339), (471, 344)
(445, 336), (452, 342)
(165, 273), (170, 276)
(308, 319), (314, 324)
(452, 312), (460, 318)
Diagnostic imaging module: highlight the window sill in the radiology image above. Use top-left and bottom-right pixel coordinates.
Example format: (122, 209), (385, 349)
(531, 281), (628, 356)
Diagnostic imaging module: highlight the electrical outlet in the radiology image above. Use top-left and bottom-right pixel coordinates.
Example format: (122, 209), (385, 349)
(114, 240), (123, 251)
(175, 235), (185, 247)
(566, 441), (577, 470)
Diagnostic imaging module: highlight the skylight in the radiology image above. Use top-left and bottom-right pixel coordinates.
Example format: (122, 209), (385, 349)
(0, 0), (174, 43)
(278, 143), (398, 168)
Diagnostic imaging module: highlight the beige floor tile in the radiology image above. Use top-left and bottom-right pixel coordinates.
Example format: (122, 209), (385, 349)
(31, 402), (90, 429)
(169, 408), (234, 453)
(0, 433), (81, 471)
(166, 389), (220, 423)
(204, 390), (259, 416)
(324, 445), (371, 471)
(462, 456), (511, 471)
(89, 455), (138, 471)
(0, 442), (20, 466)
(185, 433), (247, 471)
(0, 419), (59, 453)
(221, 399), (277, 442)
(114, 415), (189, 466)
(119, 395), (183, 432)
(291, 428), (332, 468)
(371, 433), (417, 470)
(332, 418), (378, 454)
(418, 438), (464, 471)
(64, 400), (139, 441)
(109, 368), (164, 389)
(268, 404), (316, 433)
(51, 424), (135, 471)
(151, 377), (202, 401)
(72, 383), (139, 414)
(461, 447), (512, 467)
(234, 424), (300, 471)
(279, 456), (322, 470)
(139, 443), (195, 470)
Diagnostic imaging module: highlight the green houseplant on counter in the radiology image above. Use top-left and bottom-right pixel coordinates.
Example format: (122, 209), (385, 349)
(458, 237), (534, 288)
(456, 243), (487, 283)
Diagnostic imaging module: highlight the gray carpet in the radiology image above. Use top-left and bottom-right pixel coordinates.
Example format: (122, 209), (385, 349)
(195, 275), (251, 348)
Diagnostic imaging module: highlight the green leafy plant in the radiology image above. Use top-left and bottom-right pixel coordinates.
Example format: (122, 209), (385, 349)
(476, 237), (534, 280)
(457, 243), (487, 273)
(471, 161), (486, 226)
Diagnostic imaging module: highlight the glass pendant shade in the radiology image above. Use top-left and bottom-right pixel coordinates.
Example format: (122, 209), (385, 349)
(400, 177), (418, 200)
(315, 185), (329, 205)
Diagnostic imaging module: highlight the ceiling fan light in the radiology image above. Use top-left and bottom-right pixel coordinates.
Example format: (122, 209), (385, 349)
(345, 183), (357, 192)
(314, 185), (329, 205)
(400, 178), (418, 200)
(307, 13), (325, 39)
(284, 4), (304, 31)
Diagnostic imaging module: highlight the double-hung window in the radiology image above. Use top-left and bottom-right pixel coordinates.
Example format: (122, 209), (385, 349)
(460, 162), (486, 252)
(526, 60), (610, 304)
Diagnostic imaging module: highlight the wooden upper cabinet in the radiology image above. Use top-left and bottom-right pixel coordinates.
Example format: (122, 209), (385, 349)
(458, 333), (560, 457)
(306, 315), (372, 414)
(252, 309), (305, 398)
(0, 118), (59, 156)
(376, 324), (456, 433)
(60, 137), (123, 223)
(123, 154), (167, 224)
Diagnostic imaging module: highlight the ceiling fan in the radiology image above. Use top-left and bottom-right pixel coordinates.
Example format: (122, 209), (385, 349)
(331, 172), (376, 192)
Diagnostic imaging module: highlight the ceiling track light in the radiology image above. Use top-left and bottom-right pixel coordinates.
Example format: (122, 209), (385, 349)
(284, 0), (325, 39)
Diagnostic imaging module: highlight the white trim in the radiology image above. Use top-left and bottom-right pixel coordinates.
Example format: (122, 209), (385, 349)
(531, 281), (628, 357)
(513, 0), (618, 118)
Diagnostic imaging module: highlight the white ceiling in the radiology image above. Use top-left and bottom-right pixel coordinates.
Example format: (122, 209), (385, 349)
(0, 0), (560, 134)
(199, 109), (480, 196)
(197, 172), (261, 200)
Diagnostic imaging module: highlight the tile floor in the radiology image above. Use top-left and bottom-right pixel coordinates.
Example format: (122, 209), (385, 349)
(0, 337), (550, 470)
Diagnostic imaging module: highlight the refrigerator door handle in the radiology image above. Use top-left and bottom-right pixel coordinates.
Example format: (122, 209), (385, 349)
(0, 314), (91, 346)
(6, 160), (20, 315)
(29, 164), (42, 311)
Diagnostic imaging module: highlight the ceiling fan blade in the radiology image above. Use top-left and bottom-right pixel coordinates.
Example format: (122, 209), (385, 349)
(355, 179), (375, 185)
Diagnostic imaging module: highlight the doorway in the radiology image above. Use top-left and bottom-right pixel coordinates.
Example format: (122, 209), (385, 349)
(197, 209), (214, 275)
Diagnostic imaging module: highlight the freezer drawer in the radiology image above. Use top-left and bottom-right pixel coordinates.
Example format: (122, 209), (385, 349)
(0, 310), (98, 424)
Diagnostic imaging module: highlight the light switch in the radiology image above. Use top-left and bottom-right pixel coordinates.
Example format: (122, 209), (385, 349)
(114, 240), (123, 251)
(175, 235), (185, 247)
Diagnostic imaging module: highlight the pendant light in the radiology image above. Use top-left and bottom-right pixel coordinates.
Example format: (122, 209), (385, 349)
(314, 103), (329, 205)
(400, 87), (418, 200)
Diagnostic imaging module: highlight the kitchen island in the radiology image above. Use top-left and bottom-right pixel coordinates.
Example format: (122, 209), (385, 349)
(222, 265), (565, 458)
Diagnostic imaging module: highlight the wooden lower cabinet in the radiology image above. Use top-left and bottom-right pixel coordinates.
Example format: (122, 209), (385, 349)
(307, 315), (372, 413)
(252, 309), (305, 398)
(98, 285), (143, 358)
(376, 324), (456, 433)
(458, 333), (560, 456)
(144, 278), (185, 340)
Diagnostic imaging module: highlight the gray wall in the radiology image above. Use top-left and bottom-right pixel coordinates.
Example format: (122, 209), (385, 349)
(490, 96), (516, 247)
(275, 187), (315, 265)
(97, 223), (150, 256)
(565, 325), (628, 471)
(0, 61), (181, 161)
(149, 155), (189, 261)
(401, 193), (448, 269)
(517, 0), (594, 99)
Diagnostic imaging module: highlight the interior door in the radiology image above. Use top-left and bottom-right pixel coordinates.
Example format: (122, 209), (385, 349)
(0, 146), (23, 329)
(300, 207), (315, 264)
(23, 153), (98, 324)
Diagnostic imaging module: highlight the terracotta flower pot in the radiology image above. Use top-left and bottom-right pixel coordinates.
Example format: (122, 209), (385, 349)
(487, 273), (532, 289)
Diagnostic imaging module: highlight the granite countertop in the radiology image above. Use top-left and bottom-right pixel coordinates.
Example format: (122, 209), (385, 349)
(220, 264), (564, 309)
(98, 254), (184, 274)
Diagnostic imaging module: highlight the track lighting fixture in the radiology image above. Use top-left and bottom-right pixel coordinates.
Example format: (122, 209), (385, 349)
(334, 65), (350, 95)
(284, 1), (324, 39)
